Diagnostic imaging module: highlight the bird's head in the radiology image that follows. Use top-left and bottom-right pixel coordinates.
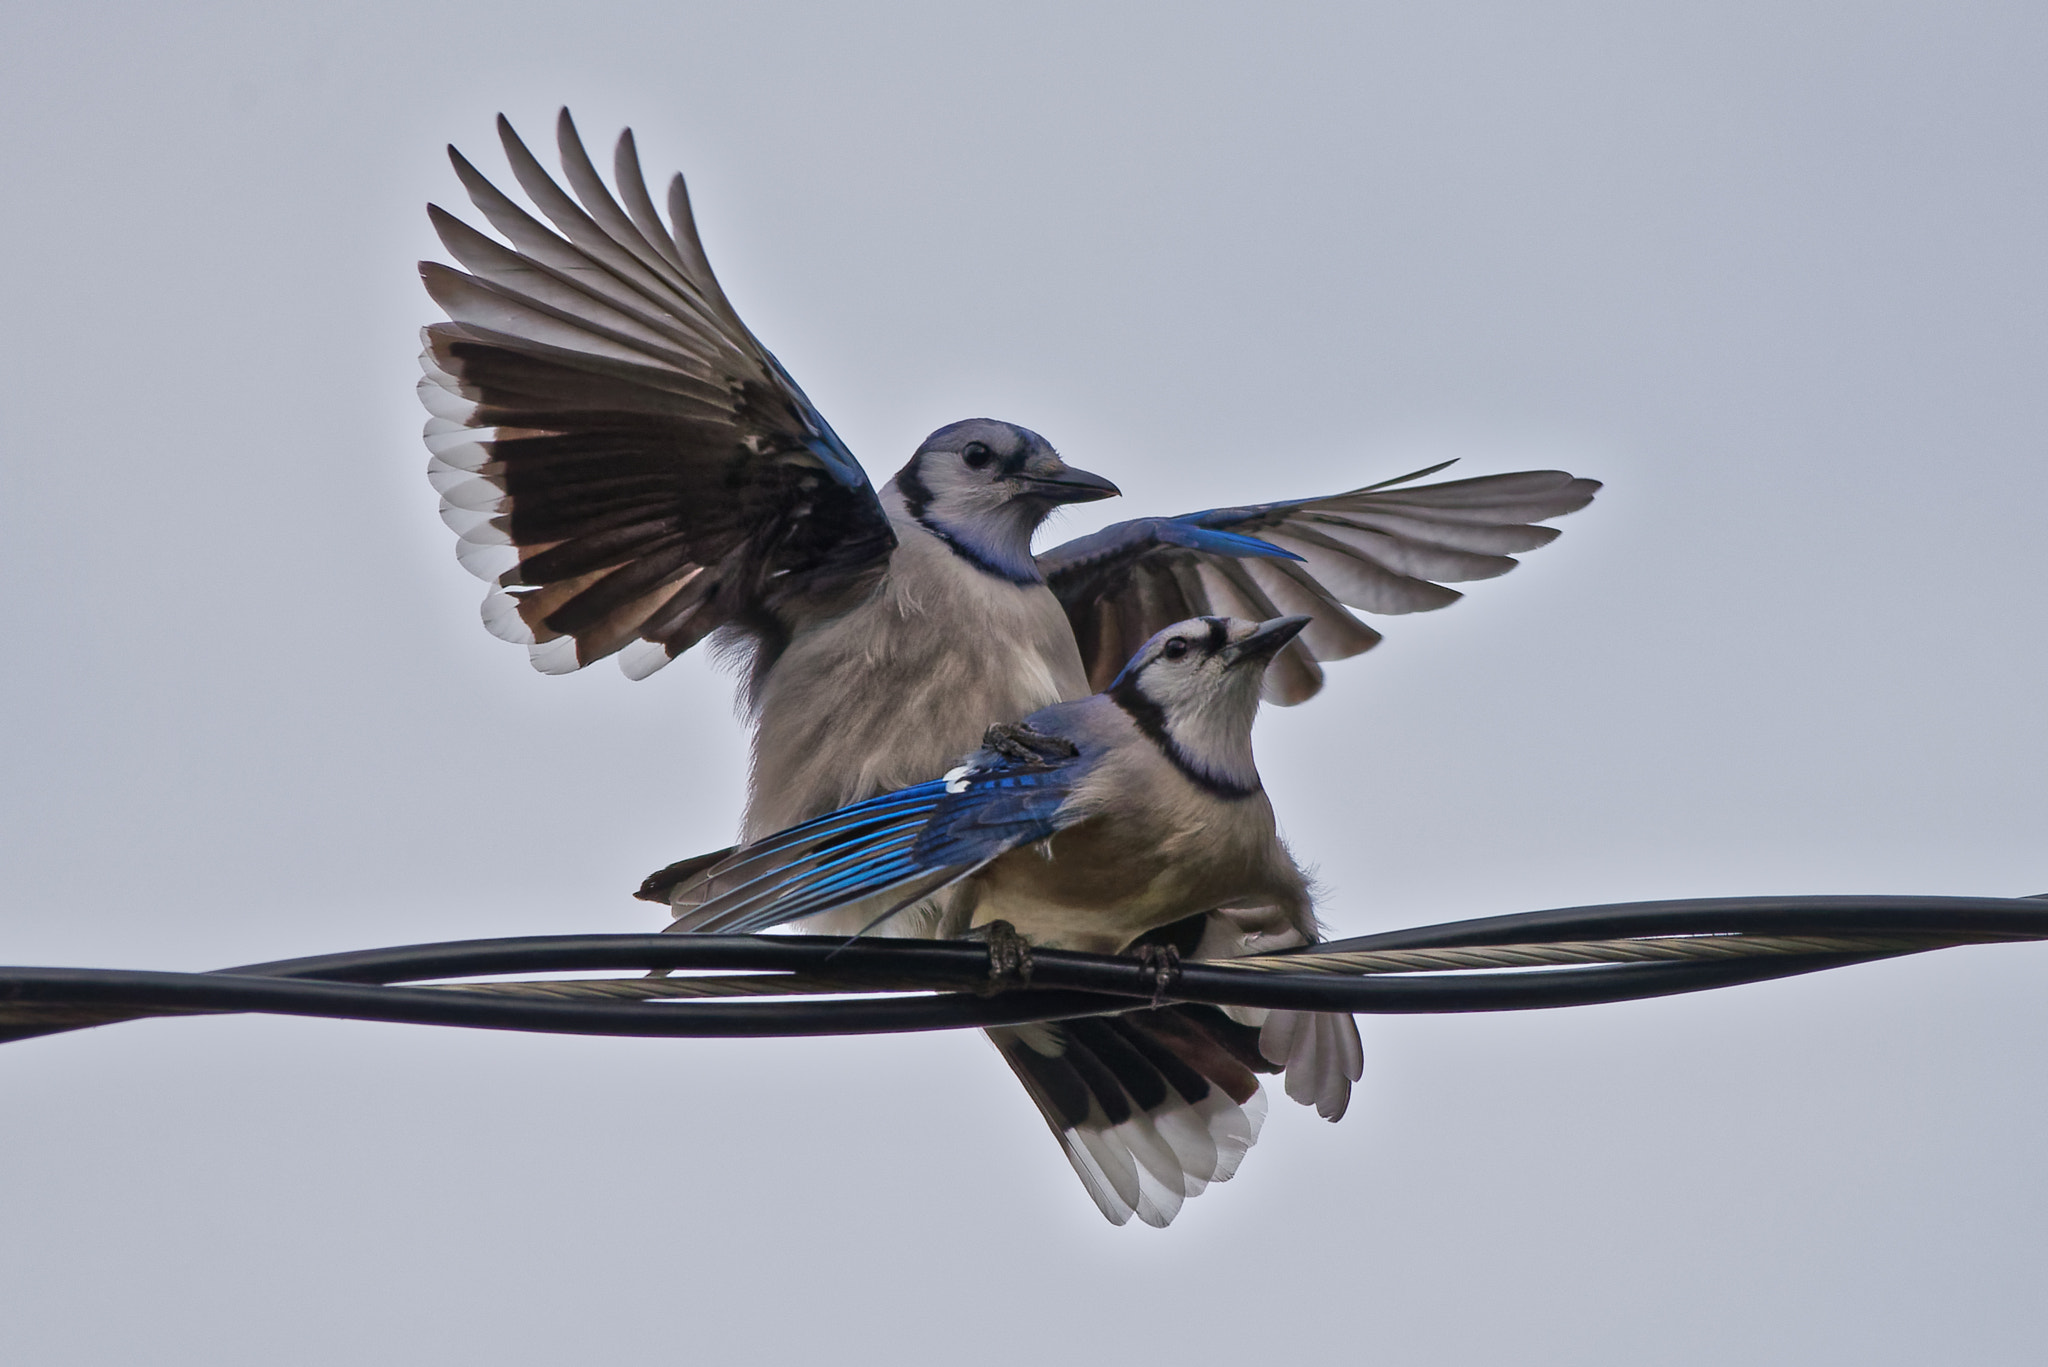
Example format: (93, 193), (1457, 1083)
(1107, 615), (1309, 795)
(892, 419), (1119, 581)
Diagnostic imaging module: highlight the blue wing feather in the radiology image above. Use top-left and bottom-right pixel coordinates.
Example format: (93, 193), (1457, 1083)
(1037, 518), (1300, 579)
(908, 764), (1076, 868)
(669, 757), (1089, 935)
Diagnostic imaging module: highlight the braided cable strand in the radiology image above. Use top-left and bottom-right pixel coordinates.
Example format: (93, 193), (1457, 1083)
(1231, 931), (2032, 975)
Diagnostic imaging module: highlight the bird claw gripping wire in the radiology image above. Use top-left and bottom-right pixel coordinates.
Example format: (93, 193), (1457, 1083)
(976, 920), (1035, 992)
(1136, 944), (1182, 1005)
(979, 722), (1080, 764)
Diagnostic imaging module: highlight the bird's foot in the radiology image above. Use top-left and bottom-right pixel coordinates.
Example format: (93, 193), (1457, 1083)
(972, 919), (1035, 992)
(980, 721), (1080, 765)
(1136, 943), (1182, 1005)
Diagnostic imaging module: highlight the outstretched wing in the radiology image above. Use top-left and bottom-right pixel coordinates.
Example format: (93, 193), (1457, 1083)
(1038, 462), (1601, 704)
(420, 110), (896, 679)
(665, 757), (1084, 935)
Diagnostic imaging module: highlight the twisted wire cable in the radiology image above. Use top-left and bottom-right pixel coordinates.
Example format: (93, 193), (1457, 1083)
(0, 895), (2039, 1043)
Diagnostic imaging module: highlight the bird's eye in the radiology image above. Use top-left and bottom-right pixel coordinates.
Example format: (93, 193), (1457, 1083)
(961, 441), (994, 469)
(1162, 638), (1190, 660)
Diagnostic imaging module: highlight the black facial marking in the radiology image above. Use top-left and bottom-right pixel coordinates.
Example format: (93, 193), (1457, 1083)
(892, 437), (1045, 585)
(915, 525), (1043, 584)
(1108, 671), (1261, 801)
(895, 454), (934, 521)
(1204, 617), (1229, 653)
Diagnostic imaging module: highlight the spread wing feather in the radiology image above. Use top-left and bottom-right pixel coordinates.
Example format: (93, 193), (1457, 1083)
(1041, 462), (1601, 703)
(419, 110), (895, 679)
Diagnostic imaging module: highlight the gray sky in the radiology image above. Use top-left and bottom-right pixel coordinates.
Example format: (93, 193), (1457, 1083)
(3, 2), (2044, 1361)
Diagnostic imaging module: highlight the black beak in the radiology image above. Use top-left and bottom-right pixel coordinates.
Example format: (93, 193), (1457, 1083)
(1019, 466), (1121, 504)
(1230, 615), (1311, 663)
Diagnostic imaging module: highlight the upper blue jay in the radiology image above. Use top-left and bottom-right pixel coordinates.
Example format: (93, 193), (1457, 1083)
(417, 111), (1599, 1179)
(669, 614), (1320, 1225)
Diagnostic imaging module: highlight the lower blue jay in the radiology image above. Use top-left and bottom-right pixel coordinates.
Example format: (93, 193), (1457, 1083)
(669, 615), (1331, 1225)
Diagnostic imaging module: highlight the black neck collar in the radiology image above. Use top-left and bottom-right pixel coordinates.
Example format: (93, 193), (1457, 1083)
(1108, 678), (1260, 801)
(894, 461), (1042, 585)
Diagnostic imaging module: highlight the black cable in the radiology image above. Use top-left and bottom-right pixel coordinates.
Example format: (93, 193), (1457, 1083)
(1318, 895), (2048, 953)
(0, 967), (1126, 1038)
(0, 895), (2037, 1045)
(0, 954), (1883, 1039)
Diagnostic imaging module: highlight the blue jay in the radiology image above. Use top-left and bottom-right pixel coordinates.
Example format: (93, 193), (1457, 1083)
(669, 615), (1319, 1225)
(418, 112), (1598, 1166)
